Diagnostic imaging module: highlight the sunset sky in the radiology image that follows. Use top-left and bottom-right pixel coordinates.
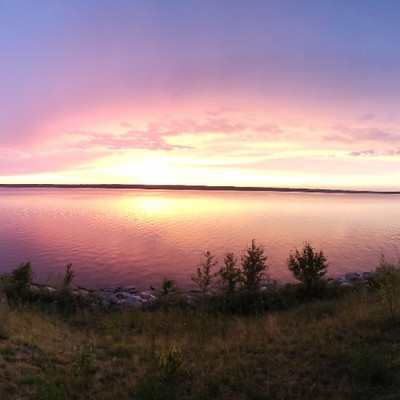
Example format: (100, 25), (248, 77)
(1, 0), (400, 189)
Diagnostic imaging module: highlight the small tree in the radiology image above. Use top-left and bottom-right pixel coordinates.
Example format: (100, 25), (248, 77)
(191, 251), (217, 294)
(241, 239), (268, 290)
(287, 242), (328, 290)
(217, 252), (242, 295)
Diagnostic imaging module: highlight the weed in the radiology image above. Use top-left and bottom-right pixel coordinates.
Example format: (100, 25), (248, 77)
(78, 347), (97, 373)
(157, 345), (183, 383)
(376, 256), (400, 316)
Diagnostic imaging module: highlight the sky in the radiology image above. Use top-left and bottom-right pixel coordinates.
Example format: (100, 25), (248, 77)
(1, 0), (400, 190)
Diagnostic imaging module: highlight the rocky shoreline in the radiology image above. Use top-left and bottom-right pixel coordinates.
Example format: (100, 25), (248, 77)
(27, 270), (376, 309)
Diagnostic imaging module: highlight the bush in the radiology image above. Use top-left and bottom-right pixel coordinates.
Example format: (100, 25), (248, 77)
(161, 278), (177, 296)
(241, 239), (268, 291)
(0, 261), (34, 300)
(191, 251), (217, 294)
(376, 256), (400, 316)
(287, 242), (328, 291)
(217, 252), (242, 295)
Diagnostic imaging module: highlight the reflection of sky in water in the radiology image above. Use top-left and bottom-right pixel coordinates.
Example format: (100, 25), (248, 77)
(0, 188), (399, 290)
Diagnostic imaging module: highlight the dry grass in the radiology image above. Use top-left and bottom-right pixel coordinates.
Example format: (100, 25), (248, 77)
(0, 288), (399, 399)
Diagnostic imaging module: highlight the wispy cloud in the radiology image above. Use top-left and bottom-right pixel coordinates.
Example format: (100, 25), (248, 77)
(356, 113), (375, 122)
(348, 149), (376, 157)
(325, 124), (400, 144)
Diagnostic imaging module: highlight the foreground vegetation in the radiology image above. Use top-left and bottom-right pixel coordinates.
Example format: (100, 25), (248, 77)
(1, 242), (400, 399)
(2, 285), (400, 399)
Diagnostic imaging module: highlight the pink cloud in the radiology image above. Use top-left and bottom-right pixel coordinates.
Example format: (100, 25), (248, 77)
(0, 149), (105, 175)
(348, 149), (376, 157)
(325, 124), (400, 143)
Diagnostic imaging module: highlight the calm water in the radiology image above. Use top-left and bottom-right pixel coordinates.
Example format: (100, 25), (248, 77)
(0, 188), (399, 289)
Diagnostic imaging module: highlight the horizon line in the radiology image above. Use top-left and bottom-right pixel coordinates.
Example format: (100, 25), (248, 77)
(0, 183), (399, 195)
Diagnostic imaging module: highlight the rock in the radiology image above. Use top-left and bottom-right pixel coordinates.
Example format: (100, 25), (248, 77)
(100, 299), (111, 308)
(115, 291), (131, 299)
(45, 286), (56, 292)
(125, 296), (142, 306)
(345, 273), (362, 281)
(139, 292), (156, 301)
(341, 282), (354, 287)
(101, 292), (117, 302)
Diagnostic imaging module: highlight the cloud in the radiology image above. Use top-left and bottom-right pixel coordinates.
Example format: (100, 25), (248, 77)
(72, 130), (190, 152)
(70, 115), (289, 154)
(385, 148), (400, 156)
(0, 149), (105, 175)
(348, 149), (376, 157)
(356, 113), (375, 121)
(325, 124), (400, 144)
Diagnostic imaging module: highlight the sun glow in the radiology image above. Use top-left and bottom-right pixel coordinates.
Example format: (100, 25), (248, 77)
(112, 158), (174, 184)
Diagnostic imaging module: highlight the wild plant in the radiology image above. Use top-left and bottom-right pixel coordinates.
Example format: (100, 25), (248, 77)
(157, 345), (183, 383)
(241, 239), (268, 290)
(376, 255), (400, 317)
(217, 252), (242, 295)
(0, 261), (34, 300)
(287, 242), (328, 292)
(191, 251), (217, 294)
(161, 278), (177, 296)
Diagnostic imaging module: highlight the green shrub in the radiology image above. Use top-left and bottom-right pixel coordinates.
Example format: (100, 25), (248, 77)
(63, 263), (75, 288)
(241, 239), (268, 290)
(376, 256), (400, 317)
(0, 261), (34, 300)
(191, 251), (217, 294)
(287, 242), (328, 292)
(157, 345), (183, 383)
(161, 278), (177, 296)
(217, 252), (242, 295)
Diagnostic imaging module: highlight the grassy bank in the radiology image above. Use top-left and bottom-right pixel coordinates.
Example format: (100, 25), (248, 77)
(1, 285), (400, 399)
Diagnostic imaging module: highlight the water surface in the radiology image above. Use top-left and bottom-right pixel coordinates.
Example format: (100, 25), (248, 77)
(0, 188), (399, 289)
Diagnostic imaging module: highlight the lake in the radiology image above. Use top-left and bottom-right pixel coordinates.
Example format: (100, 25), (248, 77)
(0, 187), (399, 290)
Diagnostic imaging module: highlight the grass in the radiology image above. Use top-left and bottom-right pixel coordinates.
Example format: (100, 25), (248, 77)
(0, 286), (400, 399)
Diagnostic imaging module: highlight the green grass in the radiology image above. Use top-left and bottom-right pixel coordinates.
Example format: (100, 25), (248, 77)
(0, 287), (400, 399)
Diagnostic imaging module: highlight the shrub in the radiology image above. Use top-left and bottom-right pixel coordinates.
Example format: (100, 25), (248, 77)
(0, 261), (34, 300)
(161, 278), (177, 296)
(58, 263), (75, 298)
(217, 252), (242, 295)
(376, 256), (400, 317)
(63, 263), (75, 288)
(287, 242), (328, 291)
(157, 345), (183, 383)
(241, 239), (268, 291)
(191, 251), (217, 294)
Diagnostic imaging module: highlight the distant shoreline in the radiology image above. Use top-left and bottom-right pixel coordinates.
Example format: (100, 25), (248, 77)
(0, 183), (399, 194)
